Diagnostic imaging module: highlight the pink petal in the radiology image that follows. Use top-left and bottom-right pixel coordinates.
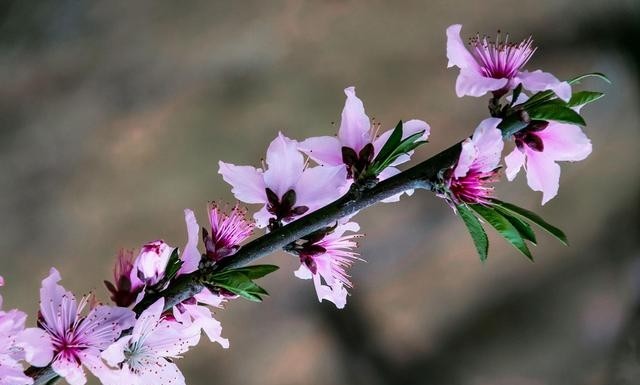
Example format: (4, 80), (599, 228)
(456, 69), (508, 98)
(525, 150), (561, 205)
(193, 288), (225, 308)
(218, 161), (266, 204)
(295, 165), (348, 211)
(15, 328), (53, 367)
(294, 264), (313, 280)
(74, 305), (135, 350)
(517, 70), (572, 102)
(52, 355), (87, 385)
(0, 359), (33, 385)
(298, 136), (343, 166)
(453, 138), (478, 178)
(252, 206), (272, 229)
(312, 274), (347, 309)
(131, 298), (164, 342)
(39, 268), (77, 337)
(446, 24), (479, 71)
(504, 147), (526, 181)
(470, 117), (503, 172)
(263, 132), (305, 198)
(338, 87), (371, 152)
(538, 123), (592, 162)
(178, 209), (200, 275)
(101, 336), (131, 367)
(144, 319), (201, 357)
(138, 359), (185, 385)
(79, 348), (117, 385)
(180, 304), (229, 348)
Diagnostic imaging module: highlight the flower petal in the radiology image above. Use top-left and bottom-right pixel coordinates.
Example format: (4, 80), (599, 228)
(446, 24), (480, 71)
(453, 138), (478, 178)
(298, 136), (343, 166)
(504, 147), (526, 181)
(338, 87), (371, 152)
(525, 150), (561, 205)
(52, 355), (87, 385)
(178, 209), (201, 275)
(15, 327), (53, 367)
(538, 122), (592, 162)
(295, 165), (348, 211)
(74, 305), (135, 350)
(101, 336), (131, 367)
(517, 70), (572, 102)
(470, 117), (503, 173)
(218, 161), (266, 204)
(263, 133), (305, 198)
(39, 268), (77, 338)
(456, 69), (508, 98)
(252, 206), (272, 229)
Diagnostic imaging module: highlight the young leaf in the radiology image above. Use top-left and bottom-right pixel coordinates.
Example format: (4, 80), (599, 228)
(497, 208), (537, 245)
(457, 204), (489, 262)
(527, 104), (586, 126)
(567, 91), (605, 108)
(568, 72), (611, 85)
(213, 265), (279, 280)
(373, 120), (403, 167)
(163, 248), (183, 282)
(491, 200), (568, 245)
(212, 271), (269, 302)
(471, 205), (533, 261)
(370, 130), (427, 175)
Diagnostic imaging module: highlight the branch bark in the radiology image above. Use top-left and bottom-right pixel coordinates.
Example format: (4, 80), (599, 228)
(28, 140), (465, 385)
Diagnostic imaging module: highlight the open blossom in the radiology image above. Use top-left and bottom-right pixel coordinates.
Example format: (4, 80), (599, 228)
(446, 24), (571, 101)
(1, 276), (53, 385)
(219, 132), (348, 228)
(444, 118), (504, 205)
(298, 87), (430, 198)
(100, 298), (201, 385)
(293, 221), (362, 309)
(203, 203), (254, 261)
(504, 119), (592, 205)
(173, 288), (229, 349)
(38, 268), (135, 385)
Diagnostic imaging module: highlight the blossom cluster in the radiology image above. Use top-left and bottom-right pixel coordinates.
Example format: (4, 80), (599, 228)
(2, 23), (604, 385)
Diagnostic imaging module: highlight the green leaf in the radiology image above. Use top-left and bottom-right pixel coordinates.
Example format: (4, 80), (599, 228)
(497, 114), (530, 137)
(212, 271), (269, 302)
(457, 204), (489, 262)
(164, 248), (183, 282)
(510, 83), (523, 107)
(370, 130), (427, 175)
(496, 208), (537, 245)
(213, 265), (279, 280)
(471, 205), (533, 261)
(567, 91), (605, 108)
(373, 121), (403, 167)
(527, 104), (586, 126)
(568, 72), (611, 85)
(491, 200), (568, 245)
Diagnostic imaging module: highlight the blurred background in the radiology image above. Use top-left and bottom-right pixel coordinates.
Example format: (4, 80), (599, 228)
(0, 1), (638, 384)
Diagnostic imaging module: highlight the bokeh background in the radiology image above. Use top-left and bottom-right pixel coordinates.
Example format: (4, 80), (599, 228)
(1, 1), (639, 384)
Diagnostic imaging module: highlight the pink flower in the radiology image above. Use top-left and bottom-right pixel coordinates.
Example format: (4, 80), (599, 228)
(293, 222), (362, 309)
(0, 276), (53, 385)
(445, 118), (504, 205)
(99, 298), (201, 385)
(504, 119), (592, 205)
(104, 249), (142, 307)
(446, 24), (571, 101)
(298, 87), (430, 197)
(219, 133), (348, 228)
(38, 268), (135, 385)
(130, 240), (174, 287)
(203, 203), (254, 261)
(172, 288), (229, 349)
(178, 209), (202, 275)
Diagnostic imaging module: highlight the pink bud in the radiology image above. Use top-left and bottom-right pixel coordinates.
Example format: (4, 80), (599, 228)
(131, 240), (174, 286)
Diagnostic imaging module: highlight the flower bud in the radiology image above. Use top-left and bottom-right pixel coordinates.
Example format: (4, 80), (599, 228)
(131, 240), (174, 287)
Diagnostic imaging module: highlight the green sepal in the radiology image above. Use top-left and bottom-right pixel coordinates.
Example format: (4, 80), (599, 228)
(470, 204), (534, 261)
(163, 248), (183, 283)
(491, 200), (568, 245)
(457, 204), (489, 262)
